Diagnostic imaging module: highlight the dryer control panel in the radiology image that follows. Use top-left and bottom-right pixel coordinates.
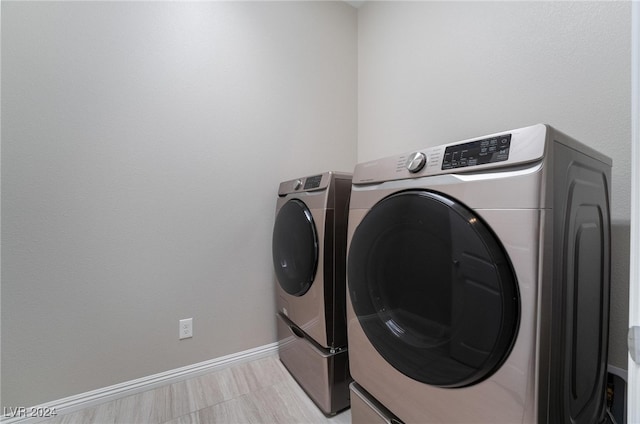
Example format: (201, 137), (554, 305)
(353, 124), (548, 185)
(442, 134), (511, 170)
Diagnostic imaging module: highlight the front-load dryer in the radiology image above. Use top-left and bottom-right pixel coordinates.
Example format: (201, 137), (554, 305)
(272, 171), (352, 415)
(346, 124), (611, 423)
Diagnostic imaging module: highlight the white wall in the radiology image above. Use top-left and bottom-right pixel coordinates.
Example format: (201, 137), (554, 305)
(358, 1), (631, 368)
(1, 1), (357, 407)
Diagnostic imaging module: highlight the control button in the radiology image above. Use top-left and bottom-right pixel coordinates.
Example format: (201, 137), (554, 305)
(294, 179), (303, 190)
(406, 152), (427, 173)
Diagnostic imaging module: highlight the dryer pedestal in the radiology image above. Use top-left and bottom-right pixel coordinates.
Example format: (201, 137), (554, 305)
(277, 312), (350, 415)
(350, 382), (401, 424)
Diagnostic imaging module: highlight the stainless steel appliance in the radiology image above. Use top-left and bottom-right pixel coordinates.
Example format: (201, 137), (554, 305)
(273, 171), (352, 415)
(346, 124), (612, 423)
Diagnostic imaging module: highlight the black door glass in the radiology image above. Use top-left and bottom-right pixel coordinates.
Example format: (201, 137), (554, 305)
(348, 190), (519, 387)
(272, 199), (319, 297)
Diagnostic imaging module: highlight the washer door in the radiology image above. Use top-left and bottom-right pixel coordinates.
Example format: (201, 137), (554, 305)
(348, 190), (519, 388)
(273, 199), (319, 297)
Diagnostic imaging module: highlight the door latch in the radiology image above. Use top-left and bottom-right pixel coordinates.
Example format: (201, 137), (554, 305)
(629, 326), (640, 364)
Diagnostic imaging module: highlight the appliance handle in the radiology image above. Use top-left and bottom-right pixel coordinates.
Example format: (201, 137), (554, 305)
(284, 323), (333, 358)
(289, 324), (306, 339)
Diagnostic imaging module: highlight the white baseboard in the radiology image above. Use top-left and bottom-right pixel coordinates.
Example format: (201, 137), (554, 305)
(1, 342), (279, 424)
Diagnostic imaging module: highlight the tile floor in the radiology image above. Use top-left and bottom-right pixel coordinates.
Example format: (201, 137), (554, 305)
(41, 355), (351, 424)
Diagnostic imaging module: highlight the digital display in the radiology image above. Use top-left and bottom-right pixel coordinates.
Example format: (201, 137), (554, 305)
(303, 174), (323, 189)
(442, 134), (511, 170)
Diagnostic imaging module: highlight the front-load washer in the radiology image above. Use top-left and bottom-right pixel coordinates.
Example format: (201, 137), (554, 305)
(346, 124), (611, 423)
(272, 171), (352, 415)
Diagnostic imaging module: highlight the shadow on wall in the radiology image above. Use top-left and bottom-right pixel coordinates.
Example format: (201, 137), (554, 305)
(609, 221), (630, 370)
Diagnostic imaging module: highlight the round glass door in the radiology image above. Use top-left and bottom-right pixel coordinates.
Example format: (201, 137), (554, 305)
(348, 190), (520, 387)
(272, 199), (319, 297)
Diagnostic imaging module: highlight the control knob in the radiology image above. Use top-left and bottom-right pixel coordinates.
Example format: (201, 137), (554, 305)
(406, 152), (427, 173)
(294, 179), (303, 190)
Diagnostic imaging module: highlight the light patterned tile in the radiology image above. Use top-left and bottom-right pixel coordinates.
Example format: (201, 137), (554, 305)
(168, 380), (195, 419)
(247, 356), (289, 387)
(35, 409), (88, 424)
(38, 354), (353, 424)
(36, 400), (114, 424)
(114, 385), (172, 424)
(249, 379), (326, 424)
(113, 394), (140, 423)
(275, 375), (352, 424)
(327, 408), (351, 424)
(196, 396), (263, 424)
(229, 356), (289, 394)
(140, 385), (173, 424)
(162, 411), (201, 424)
(87, 400), (118, 424)
(190, 370), (230, 408)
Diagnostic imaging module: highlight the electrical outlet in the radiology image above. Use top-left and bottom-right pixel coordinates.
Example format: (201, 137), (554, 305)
(179, 318), (193, 340)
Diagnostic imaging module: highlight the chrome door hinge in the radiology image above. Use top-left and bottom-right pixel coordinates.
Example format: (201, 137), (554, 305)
(629, 326), (640, 364)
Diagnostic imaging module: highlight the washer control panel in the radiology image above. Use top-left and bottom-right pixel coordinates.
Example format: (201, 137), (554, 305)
(303, 174), (323, 190)
(278, 171), (353, 196)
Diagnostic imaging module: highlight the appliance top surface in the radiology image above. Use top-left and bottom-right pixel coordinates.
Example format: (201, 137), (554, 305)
(278, 171), (352, 196)
(353, 124), (611, 186)
(352, 123), (568, 185)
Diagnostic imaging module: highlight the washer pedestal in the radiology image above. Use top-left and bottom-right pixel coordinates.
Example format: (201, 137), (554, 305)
(277, 313), (351, 415)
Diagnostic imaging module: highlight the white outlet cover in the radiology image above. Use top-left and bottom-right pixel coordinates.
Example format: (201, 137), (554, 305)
(179, 318), (193, 339)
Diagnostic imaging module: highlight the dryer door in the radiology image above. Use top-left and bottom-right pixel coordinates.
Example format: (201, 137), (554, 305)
(273, 199), (319, 297)
(348, 190), (520, 388)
